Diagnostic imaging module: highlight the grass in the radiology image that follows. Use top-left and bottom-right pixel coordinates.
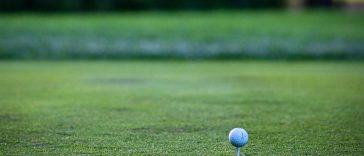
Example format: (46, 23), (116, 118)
(0, 11), (364, 60)
(0, 61), (363, 155)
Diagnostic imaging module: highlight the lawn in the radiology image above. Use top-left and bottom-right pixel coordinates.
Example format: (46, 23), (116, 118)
(0, 61), (363, 155)
(0, 11), (363, 59)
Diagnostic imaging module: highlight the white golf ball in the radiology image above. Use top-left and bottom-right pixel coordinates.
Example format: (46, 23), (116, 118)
(228, 128), (248, 147)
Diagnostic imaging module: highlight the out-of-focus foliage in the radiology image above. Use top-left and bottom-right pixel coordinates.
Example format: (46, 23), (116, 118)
(0, 0), (286, 11)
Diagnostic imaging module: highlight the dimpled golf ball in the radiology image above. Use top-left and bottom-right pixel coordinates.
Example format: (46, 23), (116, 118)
(228, 128), (248, 147)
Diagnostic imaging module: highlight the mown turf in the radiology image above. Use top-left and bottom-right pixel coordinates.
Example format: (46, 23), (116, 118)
(0, 61), (363, 155)
(0, 11), (364, 59)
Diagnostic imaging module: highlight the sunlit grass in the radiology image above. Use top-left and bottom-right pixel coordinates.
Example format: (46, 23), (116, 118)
(0, 61), (363, 155)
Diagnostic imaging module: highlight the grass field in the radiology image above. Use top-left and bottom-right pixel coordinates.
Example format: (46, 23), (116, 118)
(0, 11), (364, 59)
(0, 61), (363, 155)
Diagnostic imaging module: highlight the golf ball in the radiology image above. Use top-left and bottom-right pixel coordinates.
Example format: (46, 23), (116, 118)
(228, 128), (248, 147)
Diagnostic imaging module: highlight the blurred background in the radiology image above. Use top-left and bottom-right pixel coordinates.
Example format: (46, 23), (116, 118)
(0, 0), (359, 11)
(0, 0), (363, 60)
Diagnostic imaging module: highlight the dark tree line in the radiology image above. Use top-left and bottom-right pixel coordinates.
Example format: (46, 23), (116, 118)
(0, 0), (286, 12)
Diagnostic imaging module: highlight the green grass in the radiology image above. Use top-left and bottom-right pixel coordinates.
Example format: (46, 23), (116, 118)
(0, 11), (364, 59)
(0, 61), (363, 155)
